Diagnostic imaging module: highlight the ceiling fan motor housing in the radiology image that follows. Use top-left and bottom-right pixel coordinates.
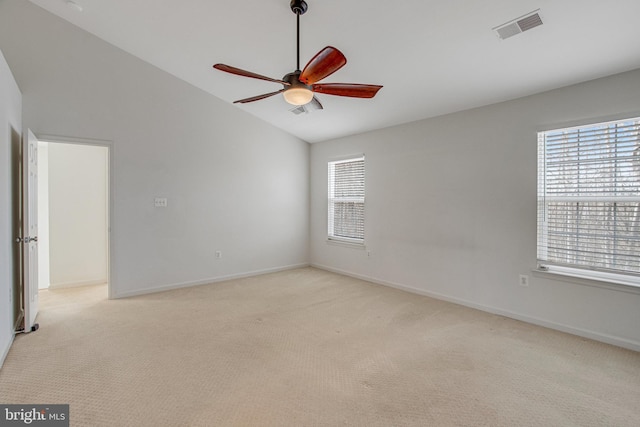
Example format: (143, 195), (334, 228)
(282, 71), (314, 105)
(290, 0), (308, 15)
(283, 71), (311, 91)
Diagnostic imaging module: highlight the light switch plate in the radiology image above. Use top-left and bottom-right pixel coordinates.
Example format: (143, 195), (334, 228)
(154, 197), (168, 207)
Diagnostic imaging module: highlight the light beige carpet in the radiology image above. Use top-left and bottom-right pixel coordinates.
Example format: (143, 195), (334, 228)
(1, 267), (639, 426)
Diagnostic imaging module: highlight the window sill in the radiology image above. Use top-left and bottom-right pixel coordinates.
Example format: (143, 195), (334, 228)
(532, 266), (640, 295)
(326, 238), (366, 250)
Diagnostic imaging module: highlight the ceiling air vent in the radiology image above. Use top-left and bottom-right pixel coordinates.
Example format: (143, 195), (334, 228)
(493, 10), (543, 40)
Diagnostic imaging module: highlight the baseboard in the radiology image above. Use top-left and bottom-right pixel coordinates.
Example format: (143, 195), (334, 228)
(0, 334), (14, 370)
(49, 279), (107, 289)
(113, 263), (310, 299)
(311, 263), (640, 353)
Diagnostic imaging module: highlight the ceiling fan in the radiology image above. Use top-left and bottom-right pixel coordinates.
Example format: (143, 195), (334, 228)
(213, 0), (382, 111)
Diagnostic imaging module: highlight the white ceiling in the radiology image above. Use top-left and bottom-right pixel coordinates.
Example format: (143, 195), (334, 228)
(28, 0), (640, 143)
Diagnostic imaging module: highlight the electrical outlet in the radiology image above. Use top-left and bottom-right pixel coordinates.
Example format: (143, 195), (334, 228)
(154, 197), (168, 207)
(215, 251), (222, 259)
(367, 251), (371, 258)
(519, 274), (529, 287)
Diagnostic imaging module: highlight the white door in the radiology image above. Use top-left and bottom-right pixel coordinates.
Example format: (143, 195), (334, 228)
(22, 129), (39, 332)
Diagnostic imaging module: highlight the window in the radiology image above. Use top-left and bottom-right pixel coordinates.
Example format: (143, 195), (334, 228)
(328, 156), (365, 244)
(537, 117), (640, 286)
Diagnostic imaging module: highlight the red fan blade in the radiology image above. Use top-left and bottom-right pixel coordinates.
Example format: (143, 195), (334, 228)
(214, 64), (289, 85)
(312, 83), (383, 98)
(299, 46), (347, 85)
(233, 89), (286, 104)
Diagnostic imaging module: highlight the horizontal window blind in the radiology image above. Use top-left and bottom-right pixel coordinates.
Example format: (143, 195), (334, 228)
(328, 157), (365, 243)
(537, 117), (640, 280)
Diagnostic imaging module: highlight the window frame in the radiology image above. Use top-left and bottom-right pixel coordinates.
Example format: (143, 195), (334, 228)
(536, 116), (640, 288)
(327, 155), (365, 246)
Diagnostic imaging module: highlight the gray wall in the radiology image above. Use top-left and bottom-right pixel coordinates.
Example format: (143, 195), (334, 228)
(311, 69), (640, 351)
(0, 1), (309, 299)
(0, 49), (22, 366)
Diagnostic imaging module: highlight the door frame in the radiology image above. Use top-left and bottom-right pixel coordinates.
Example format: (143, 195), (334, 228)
(37, 134), (114, 300)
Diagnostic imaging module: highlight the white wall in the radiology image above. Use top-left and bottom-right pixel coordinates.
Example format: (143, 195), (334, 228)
(311, 69), (640, 351)
(0, 0), (309, 298)
(0, 49), (22, 367)
(37, 141), (50, 289)
(47, 143), (108, 288)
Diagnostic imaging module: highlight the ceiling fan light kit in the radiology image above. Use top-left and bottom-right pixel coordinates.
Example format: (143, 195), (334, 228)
(283, 87), (314, 105)
(213, 0), (382, 110)
(282, 69), (314, 106)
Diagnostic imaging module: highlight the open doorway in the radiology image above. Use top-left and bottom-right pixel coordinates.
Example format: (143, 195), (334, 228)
(37, 140), (110, 298)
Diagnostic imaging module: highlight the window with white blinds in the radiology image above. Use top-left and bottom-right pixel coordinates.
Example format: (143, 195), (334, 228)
(328, 156), (365, 244)
(537, 117), (640, 286)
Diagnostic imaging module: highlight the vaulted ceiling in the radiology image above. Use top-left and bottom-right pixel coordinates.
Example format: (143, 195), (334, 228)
(27, 0), (640, 143)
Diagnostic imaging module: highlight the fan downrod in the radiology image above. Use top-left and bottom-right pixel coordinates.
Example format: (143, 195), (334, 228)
(290, 0), (308, 15)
